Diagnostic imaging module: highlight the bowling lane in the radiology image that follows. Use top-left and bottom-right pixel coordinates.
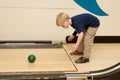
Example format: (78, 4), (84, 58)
(0, 48), (76, 72)
(63, 43), (120, 72)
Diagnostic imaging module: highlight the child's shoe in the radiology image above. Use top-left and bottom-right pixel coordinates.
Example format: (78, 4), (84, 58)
(75, 57), (89, 63)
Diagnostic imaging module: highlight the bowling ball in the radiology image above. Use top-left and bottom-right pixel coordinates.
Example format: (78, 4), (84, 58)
(28, 54), (36, 63)
(70, 50), (83, 55)
(66, 36), (78, 43)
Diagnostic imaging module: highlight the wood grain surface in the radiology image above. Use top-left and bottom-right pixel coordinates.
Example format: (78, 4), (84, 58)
(0, 48), (76, 72)
(63, 43), (120, 72)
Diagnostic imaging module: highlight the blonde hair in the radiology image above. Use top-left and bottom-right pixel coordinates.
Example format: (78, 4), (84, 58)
(56, 12), (70, 26)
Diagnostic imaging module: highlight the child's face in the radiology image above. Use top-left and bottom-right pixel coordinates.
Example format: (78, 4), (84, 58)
(61, 20), (69, 28)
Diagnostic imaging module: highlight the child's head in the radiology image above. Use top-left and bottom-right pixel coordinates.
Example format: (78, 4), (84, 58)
(56, 12), (71, 28)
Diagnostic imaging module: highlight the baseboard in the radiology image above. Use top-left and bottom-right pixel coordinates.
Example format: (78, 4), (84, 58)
(0, 36), (120, 43)
(94, 36), (120, 43)
(66, 36), (120, 43)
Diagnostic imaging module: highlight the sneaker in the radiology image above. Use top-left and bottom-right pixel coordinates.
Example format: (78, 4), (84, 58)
(70, 50), (83, 55)
(75, 57), (89, 63)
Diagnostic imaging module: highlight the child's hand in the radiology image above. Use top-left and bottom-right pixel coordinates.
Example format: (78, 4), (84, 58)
(71, 45), (78, 53)
(68, 35), (75, 41)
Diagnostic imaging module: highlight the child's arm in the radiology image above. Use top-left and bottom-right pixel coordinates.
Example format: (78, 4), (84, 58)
(72, 32), (83, 52)
(72, 30), (77, 36)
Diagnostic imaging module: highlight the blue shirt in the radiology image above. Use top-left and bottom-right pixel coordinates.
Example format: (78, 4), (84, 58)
(71, 13), (100, 33)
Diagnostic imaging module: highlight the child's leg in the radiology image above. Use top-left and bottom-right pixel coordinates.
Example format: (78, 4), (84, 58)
(83, 27), (98, 58)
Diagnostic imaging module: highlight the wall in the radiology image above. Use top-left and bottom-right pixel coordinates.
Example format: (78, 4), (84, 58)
(0, 0), (119, 41)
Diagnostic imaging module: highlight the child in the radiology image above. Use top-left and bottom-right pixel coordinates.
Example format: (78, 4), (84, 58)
(56, 13), (100, 63)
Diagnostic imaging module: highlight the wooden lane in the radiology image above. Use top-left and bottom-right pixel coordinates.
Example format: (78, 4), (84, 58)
(63, 43), (120, 72)
(0, 48), (76, 72)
